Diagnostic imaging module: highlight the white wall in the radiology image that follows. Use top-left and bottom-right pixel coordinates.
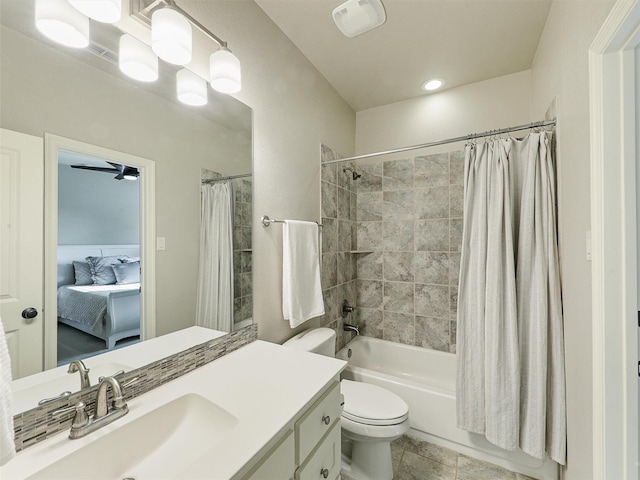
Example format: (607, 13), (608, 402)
(355, 70), (532, 156)
(58, 165), (140, 245)
(180, 1), (357, 343)
(530, 2), (615, 479)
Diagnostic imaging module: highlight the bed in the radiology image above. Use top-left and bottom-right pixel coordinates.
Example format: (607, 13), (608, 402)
(57, 245), (141, 349)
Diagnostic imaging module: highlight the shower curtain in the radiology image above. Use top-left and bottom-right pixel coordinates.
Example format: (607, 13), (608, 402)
(196, 182), (234, 333)
(456, 131), (566, 465)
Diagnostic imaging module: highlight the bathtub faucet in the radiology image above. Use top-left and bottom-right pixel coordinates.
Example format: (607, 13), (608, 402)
(343, 323), (360, 335)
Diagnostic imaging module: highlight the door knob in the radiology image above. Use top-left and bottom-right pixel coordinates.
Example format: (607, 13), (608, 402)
(21, 307), (38, 319)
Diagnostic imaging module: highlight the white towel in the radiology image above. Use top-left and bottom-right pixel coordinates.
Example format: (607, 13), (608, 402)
(282, 220), (325, 328)
(0, 316), (15, 465)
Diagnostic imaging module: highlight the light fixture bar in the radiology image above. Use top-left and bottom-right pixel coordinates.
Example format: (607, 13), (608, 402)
(163, 0), (227, 48)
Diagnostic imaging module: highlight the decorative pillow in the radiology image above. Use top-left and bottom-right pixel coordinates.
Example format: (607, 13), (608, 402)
(112, 261), (140, 285)
(121, 257), (140, 263)
(73, 261), (93, 285)
(85, 255), (128, 285)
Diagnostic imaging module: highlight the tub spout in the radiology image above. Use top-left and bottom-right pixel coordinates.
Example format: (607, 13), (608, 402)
(343, 323), (360, 335)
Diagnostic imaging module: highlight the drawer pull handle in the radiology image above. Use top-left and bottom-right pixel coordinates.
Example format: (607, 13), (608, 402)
(320, 468), (329, 478)
(322, 415), (331, 425)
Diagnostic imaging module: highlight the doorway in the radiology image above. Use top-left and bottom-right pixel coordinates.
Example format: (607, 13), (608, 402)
(590, 0), (640, 477)
(43, 134), (156, 370)
(56, 150), (141, 364)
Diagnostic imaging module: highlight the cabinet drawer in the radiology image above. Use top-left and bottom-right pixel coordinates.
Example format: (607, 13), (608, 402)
(295, 421), (341, 480)
(245, 429), (295, 480)
(295, 382), (341, 464)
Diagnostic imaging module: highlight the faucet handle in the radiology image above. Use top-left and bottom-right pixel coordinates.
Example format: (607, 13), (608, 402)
(98, 370), (125, 383)
(70, 402), (90, 429)
(52, 402), (90, 429)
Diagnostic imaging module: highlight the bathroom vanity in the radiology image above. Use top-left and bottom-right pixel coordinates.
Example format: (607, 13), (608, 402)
(1, 340), (346, 479)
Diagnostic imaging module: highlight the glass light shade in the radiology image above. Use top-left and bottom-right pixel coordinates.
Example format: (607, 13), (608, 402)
(209, 49), (241, 94)
(151, 8), (192, 65)
(176, 69), (207, 106)
(68, 0), (122, 24)
(35, 0), (89, 48)
(119, 34), (158, 82)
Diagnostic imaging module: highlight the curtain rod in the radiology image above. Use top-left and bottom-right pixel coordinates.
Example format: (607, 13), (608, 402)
(202, 173), (252, 184)
(322, 118), (557, 165)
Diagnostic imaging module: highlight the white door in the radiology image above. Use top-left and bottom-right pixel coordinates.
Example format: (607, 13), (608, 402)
(0, 129), (44, 379)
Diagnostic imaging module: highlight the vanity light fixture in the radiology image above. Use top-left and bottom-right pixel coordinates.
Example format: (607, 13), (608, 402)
(422, 79), (444, 91)
(35, 0), (90, 48)
(151, 7), (192, 65)
(177, 68), (208, 106)
(332, 0), (386, 38)
(68, 0), (122, 24)
(119, 34), (159, 82)
(151, 0), (242, 93)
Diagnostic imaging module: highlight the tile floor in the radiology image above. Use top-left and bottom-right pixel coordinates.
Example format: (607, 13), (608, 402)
(343, 434), (535, 480)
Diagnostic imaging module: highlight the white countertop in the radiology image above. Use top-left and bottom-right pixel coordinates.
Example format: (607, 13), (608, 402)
(12, 327), (227, 414)
(2, 340), (347, 479)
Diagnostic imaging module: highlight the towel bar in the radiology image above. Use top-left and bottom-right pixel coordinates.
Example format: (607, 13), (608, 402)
(261, 215), (323, 228)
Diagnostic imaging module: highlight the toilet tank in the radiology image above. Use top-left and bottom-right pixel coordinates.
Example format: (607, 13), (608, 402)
(282, 328), (336, 357)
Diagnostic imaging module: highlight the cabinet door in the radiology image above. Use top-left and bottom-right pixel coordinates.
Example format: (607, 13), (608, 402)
(245, 429), (295, 480)
(295, 422), (341, 480)
(296, 382), (341, 463)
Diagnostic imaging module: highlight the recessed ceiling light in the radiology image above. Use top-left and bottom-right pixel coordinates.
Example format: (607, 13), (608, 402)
(422, 79), (444, 91)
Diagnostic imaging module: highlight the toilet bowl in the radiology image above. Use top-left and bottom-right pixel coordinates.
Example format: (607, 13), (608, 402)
(283, 328), (409, 480)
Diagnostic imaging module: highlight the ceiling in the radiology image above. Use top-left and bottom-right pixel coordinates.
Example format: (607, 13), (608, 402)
(254, 0), (553, 112)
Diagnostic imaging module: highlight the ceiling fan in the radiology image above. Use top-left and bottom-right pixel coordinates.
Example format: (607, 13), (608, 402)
(70, 161), (139, 181)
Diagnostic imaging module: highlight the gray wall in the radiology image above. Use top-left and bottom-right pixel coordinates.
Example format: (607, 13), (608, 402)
(233, 178), (253, 324)
(354, 150), (463, 352)
(320, 145), (358, 351)
(58, 165), (139, 245)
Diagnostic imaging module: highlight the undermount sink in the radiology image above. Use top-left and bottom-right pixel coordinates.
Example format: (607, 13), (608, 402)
(27, 394), (238, 480)
(12, 362), (132, 413)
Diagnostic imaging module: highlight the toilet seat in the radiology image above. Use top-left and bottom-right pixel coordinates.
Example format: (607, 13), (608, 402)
(340, 379), (409, 426)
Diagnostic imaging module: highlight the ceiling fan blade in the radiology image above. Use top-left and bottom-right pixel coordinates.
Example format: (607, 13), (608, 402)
(70, 165), (119, 174)
(106, 161), (123, 170)
(114, 173), (125, 180)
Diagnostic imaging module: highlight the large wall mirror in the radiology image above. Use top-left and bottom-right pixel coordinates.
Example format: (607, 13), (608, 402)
(0, 0), (253, 414)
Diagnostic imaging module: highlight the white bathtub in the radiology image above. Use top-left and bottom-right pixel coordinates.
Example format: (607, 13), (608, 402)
(336, 336), (558, 480)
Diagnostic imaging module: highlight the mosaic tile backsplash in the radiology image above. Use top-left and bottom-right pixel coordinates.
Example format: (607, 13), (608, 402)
(320, 147), (464, 354)
(12, 324), (257, 453)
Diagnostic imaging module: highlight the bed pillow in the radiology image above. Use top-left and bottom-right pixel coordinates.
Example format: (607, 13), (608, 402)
(72, 261), (93, 285)
(112, 261), (140, 285)
(121, 257), (140, 264)
(85, 255), (128, 285)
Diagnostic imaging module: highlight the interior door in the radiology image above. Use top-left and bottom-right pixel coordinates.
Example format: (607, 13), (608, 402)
(0, 128), (44, 379)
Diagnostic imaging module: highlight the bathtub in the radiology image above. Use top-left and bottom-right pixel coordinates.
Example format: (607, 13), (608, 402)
(336, 336), (558, 480)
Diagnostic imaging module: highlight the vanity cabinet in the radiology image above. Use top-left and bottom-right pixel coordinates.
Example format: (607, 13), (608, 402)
(242, 381), (342, 480)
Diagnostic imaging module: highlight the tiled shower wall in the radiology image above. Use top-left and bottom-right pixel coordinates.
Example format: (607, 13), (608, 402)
(354, 150), (464, 353)
(233, 178), (253, 325)
(320, 145), (359, 351)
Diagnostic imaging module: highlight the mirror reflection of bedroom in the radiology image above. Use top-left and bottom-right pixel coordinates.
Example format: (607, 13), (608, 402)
(56, 149), (141, 366)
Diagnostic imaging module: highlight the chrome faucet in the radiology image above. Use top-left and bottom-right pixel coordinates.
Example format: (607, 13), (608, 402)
(68, 359), (91, 389)
(62, 376), (130, 439)
(343, 323), (360, 335)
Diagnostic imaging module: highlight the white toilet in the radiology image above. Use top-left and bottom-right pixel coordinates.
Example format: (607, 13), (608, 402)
(283, 328), (409, 480)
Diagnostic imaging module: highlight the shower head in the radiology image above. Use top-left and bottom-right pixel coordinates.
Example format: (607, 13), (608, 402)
(343, 167), (362, 180)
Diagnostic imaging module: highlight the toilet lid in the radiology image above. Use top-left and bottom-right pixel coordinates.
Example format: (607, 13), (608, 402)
(341, 379), (409, 426)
